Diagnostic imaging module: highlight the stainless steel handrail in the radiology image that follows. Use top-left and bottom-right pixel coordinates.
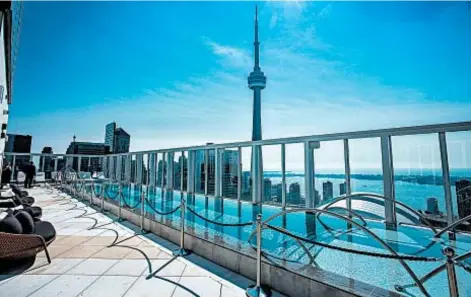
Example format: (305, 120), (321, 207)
(320, 192), (439, 234)
(255, 207), (433, 297)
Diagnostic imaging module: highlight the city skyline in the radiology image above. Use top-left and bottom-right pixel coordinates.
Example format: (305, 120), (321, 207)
(6, 2), (471, 170)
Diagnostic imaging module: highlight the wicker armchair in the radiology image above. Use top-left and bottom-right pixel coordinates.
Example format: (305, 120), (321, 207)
(0, 232), (53, 263)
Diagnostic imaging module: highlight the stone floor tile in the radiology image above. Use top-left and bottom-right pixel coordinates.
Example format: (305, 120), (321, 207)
(77, 275), (137, 297)
(53, 236), (93, 247)
(66, 259), (119, 275)
(124, 246), (162, 259)
(37, 244), (75, 258)
(81, 236), (117, 246)
(104, 259), (150, 276)
(59, 244), (105, 258)
(90, 246), (132, 259)
(28, 275), (99, 297)
(151, 259), (186, 277)
(26, 258), (84, 275)
(220, 285), (247, 297)
(172, 276), (222, 297)
(123, 276), (179, 297)
(0, 275), (59, 297)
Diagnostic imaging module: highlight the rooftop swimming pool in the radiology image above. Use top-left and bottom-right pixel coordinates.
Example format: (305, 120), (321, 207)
(80, 180), (471, 297)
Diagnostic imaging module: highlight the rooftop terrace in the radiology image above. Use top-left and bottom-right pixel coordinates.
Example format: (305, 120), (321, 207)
(0, 186), (286, 297)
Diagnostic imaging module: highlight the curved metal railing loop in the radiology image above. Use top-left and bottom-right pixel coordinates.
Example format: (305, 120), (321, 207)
(104, 180), (121, 200)
(256, 208), (440, 297)
(395, 249), (471, 293)
(185, 206), (254, 227)
(320, 192), (438, 234)
(317, 205), (367, 227)
(143, 194), (182, 216)
(120, 182), (142, 210)
(92, 179), (104, 198)
(434, 214), (471, 238)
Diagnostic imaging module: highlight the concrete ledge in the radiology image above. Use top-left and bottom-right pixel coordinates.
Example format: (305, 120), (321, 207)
(68, 186), (395, 297)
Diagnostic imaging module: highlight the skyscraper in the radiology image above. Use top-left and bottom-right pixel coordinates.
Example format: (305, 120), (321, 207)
(263, 178), (272, 202)
(456, 179), (471, 220)
(5, 133), (32, 173)
(323, 181), (333, 201)
(104, 122), (130, 154)
(247, 6), (267, 203)
(288, 182), (301, 205)
(339, 182), (347, 195)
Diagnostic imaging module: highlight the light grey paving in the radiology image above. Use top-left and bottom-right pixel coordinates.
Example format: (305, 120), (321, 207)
(220, 285), (247, 297)
(66, 259), (119, 275)
(123, 276), (179, 297)
(173, 276), (222, 297)
(105, 260), (149, 276)
(151, 259), (186, 277)
(28, 275), (99, 297)
(26, 259), (84, 275)
(0, 275), (59, 297)
(77, 276), (137, 297)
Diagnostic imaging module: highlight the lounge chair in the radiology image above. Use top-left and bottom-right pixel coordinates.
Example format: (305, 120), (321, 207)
(0, 211), (56, 273)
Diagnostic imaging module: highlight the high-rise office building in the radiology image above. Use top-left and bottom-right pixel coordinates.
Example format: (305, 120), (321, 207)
(222, 150), (239, 198)
(426, 197), (439, 215)
(456, 179), (471, 220)
(40, 146), (53, 178)
(288, 182), (301, 205)
(104, 122), (116, 153)
(340, 182), (347, 196)
(5, 133), (32, 171)
(323, 181), (333, 201)
(104, 122), (130, 154)
(263, 178), (272, 202)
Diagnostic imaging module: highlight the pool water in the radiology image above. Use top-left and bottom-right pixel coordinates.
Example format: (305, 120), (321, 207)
(89, 182), (470, 297)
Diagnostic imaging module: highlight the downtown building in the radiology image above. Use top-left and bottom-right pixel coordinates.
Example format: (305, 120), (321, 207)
(66, 137), (110, 172)
(105, 122), (130, 154)
(5, 133), (31, 174)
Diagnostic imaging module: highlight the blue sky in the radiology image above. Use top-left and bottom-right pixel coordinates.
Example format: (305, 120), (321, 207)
(8, 1), (471, 169)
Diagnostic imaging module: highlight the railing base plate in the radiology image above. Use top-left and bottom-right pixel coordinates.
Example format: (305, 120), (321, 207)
(172, 248), (190, 257)
(246, 285), (271, 297)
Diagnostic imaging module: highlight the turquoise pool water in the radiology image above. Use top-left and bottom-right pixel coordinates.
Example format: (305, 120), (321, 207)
(87, 182), (470, 297)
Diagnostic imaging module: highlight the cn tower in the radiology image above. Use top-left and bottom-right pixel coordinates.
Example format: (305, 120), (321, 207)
(247, 5), (266, 141)
(248, 6), (266, 204)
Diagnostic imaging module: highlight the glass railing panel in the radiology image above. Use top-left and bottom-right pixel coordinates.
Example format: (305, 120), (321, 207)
(392, 134), (445, 226)
(447, 131), (471, 233)
(261, 144), (282, 206)
(194, 150), (205, 195)
(240, 146), (252, 202)
(314, 140), (347, 206)
(221, 148), (239, 199)
(173, 152), (182, 191)
(285, 143), (305, 207)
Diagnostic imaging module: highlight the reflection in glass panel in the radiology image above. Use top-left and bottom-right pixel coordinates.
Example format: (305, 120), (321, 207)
(194, 150), (205, 194)
(240, 146), (252, 202)
(392, 134), (445, 226)
(447, 131), (471, 232)
(314, 141), (345, 206)
(261, 145), (281, 205)
(285, 143), (304, 207)
(222, 148), (239, 199)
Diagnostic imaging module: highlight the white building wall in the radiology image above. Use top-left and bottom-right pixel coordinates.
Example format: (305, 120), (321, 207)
(0, 13), (10, 177)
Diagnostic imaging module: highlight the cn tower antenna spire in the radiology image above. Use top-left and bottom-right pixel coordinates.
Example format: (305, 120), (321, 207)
(254, 5), (260, 70)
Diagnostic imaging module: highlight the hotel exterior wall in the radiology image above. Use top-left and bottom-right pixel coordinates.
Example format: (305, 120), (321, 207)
(0, 11), (9, 178)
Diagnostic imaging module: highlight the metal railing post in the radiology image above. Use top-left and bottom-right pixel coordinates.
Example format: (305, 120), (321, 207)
(237, 147), (242, 202)
(246, 214), (270, 297)
(173, 193), (190, 257)
(344, 139), (352, 215)
(443, 247), (459, 297)
(140, 188), (145, 233)
(281, 144), (286, 209)
(380, 135), (397, 228)
(118, 182), (123, 221)
(439, 132), (455, 226)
